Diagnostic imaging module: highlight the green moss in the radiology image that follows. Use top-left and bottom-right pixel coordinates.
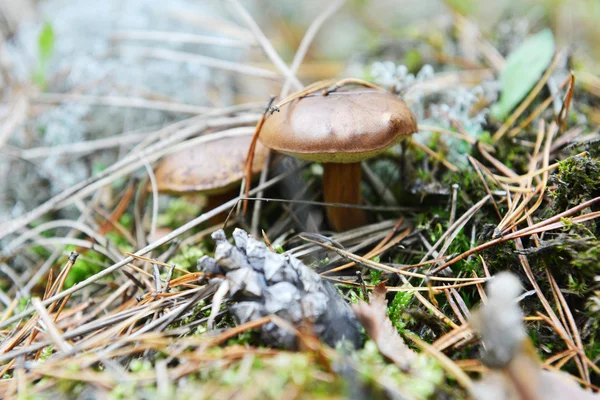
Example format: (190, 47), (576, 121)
(489, 137), (532, 172)
(549, 155), (600, 212)
(388, 289), (414, 334)
(356, 341), (445, 399)
(523, 234), (600, 294)
(346, 286), (366, 303)
(198, 351), (346, 398)
(226, 329), (253, 346)
(176, 300), (207, 329)
(479, 225), (518, 273)
(369, 269), (383, 286)
(403, 355), (445, 399)
(168, 246), (206, 270)
(39, 345), (54, 361)
(56, 364), (86, 397)
(105, 232), (134, 254)
(33, 21), (55, 89)
(109, 383), (138, 400)
(443, 170), (487, 204)
(158, 197), (202, 229)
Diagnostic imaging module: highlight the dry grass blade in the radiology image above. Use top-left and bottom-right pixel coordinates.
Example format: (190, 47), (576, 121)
(326, 277), (486, 292)
(111, 29), (253, 48)
(452, 12), (505, 72)
(547, 270), (590, 383)
(410, 138), (459, 172)
(205, 316), (272, 348)
(508, 74), (573, 138)
(128, 46), (280, 79)
(495, 121), (555, 235)
(324, 221), (408, 274)
(0, 173), (290, 330)
(576, 70), (600, 97)
(0, 114), (260, 240)
(475, 149), (587, 186)
(10, 130), (152, 161)
(432, 325), (474, 352)
(421, 195), (490, 265)
(30, 298), (72, 353)
(429, 195), (600, 274)
(418, 124), (477, 144)
(33, 93), (212, 114)
(301, 236), (485, 283)
(2, 3), (599, 397)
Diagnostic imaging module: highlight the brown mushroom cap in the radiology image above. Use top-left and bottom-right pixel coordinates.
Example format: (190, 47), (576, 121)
(153, 134), (267, 195)
(259, 88), (418, 163)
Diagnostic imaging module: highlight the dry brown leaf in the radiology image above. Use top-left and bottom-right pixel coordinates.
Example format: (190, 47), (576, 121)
(352, 282), (416, 371)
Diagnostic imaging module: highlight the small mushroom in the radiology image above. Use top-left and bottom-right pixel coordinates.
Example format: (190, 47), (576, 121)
(153, 133), (267, 224)
(259, 88), (417, 231)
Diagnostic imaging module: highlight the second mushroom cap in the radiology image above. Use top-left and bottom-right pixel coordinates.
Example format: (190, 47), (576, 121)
(154, 133), (267, 195)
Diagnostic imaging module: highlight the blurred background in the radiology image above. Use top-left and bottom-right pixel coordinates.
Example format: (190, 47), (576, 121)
(1, 0), (598, 224)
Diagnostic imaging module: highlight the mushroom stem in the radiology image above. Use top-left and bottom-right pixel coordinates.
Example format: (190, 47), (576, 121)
(322, 162), (367, 231)
(206, 189), (238, 225)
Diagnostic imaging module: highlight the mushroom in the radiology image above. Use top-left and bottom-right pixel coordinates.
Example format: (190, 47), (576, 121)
(258, 87), (417, 231)
(153, 133), (267, 224)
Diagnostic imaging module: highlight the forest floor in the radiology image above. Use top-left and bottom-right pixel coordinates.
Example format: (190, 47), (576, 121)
(0, 1), (599, 398)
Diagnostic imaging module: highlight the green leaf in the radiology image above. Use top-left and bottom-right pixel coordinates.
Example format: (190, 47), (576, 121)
(490, 29), (555, 120)
(38, 22), (55, 63)
(34, 22), (55, 89)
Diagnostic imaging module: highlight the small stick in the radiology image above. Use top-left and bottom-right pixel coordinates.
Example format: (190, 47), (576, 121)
(163, 265), (176, 293)
(152, 264), (161, 295)
(355, 271), (369, 300)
